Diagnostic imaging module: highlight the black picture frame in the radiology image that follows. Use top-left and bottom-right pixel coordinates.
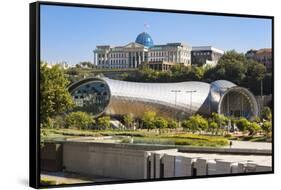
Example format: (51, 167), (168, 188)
(30, 1), (274, 189)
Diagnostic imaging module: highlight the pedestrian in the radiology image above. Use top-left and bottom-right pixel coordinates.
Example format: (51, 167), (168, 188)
(229, 141), (233, 148)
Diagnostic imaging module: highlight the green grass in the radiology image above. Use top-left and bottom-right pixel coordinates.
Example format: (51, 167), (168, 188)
(43, 128), (228, 147)
(121, 136), (228, 147)
(42, 128), (152, 138)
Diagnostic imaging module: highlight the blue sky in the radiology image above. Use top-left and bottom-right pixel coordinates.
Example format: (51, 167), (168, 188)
(40, 5), (272, 65)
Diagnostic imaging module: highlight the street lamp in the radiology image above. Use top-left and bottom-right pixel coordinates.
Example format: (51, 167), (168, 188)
(186, 90), (197, 115)
(171, 90), (181, 108)
(171, 90), (181, 126)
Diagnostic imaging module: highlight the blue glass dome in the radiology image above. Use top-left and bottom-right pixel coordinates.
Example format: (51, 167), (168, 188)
(135, 32), (154, 47)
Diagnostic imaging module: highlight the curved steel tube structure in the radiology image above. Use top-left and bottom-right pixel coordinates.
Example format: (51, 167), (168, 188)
(68, 77), (259, 120)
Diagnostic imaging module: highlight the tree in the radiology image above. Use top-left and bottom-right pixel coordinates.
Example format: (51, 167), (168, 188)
(141, 111), (156, 130)
(207, 51), (247, 84)
(235, 117), (250, 133)
(211, 113), (229, 129)
(195, 114), (208, 131)
(97, 116), (111, 130)
(75, 61), (96, 69)
(188, 66), (205, 81)
(65, 111), (94, 130)
(261, 106), (272, 121)
(42, 115), (66, 129)
(154, 117), (168, 130)
(40, 63), (75, 125)
(208, 121), (219, 134)
(168, 119), (178, 129)
(245, 60), (266, 95)
(261, 121), (272, 135)
(247, 122), (261, 136)
(182, 119), (198, 133)
(246, 60), (266, 81)
(182, 114), (208, 133)
(123, 114), (134, 129)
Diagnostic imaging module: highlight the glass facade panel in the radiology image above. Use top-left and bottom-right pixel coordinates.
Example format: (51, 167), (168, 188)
(70, 80), (110, 116)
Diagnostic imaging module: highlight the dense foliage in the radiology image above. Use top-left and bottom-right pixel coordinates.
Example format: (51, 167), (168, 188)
(65, 111), (95, 130)
(40, 63), (75, 126)
(123, 50), (271, 96)
(97, 116), (111, 130)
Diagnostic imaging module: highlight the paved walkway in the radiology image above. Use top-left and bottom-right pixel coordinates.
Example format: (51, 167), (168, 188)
(225, 140), (272, 150)
(41, 171), (122, 185)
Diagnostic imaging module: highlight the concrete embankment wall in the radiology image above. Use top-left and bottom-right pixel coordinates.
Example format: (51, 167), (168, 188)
(63, 142), (145, 179)
(145, 149), (272, 179)
(41, 141), (272, 180)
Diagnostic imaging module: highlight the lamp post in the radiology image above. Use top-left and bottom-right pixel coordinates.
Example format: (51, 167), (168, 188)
(171, 90), (181, 126)
(171, 90), (181, 108)
(186, 90), (197, 115)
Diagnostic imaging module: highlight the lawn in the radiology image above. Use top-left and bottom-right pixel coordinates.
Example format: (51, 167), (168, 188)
(42, 128), (228, 147)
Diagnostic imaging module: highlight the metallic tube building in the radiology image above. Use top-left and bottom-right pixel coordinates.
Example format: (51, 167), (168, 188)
(68, 77), (259, 120)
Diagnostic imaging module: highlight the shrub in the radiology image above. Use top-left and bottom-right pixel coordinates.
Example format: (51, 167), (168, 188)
(123, 114), (134, 129)
(65, 111), (94, 130)
(262, 121), (272, 135)
(182, 114), (208, 133)
(247, 122), (261, 136)
(168, 119), (178, 129)
(141, 111), (156, 130)
(97, 116), (111, 130)
(261, 107), (272, 121)
(211, 113), (229, 128)
(154, 117), (168, 129)
(235, 117), (250, 132)
(208, 121), (219, 134)
(53, 115), (65, 128)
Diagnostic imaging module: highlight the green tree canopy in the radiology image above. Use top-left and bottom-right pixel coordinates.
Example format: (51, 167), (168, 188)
(123, 114), (134, 129)
(154, 117), (168, 129)
(246, 60), (266, 81)
(211, 113), (229, 128)
(208, 121), (219, 134)
(65, 111), (94, 130)
(167, 119), (178, 129)
(235, 117), (250, 132)
(40, 63), (75, 125)
(261, 106), (272, 121)
(141, 111), (157, 130)
(261, 121), (272, 135)
(247, 122), (261, 136)
(182, 119), (196, 133)
(97, 116), (111, 130)
(214, 51), (247, 84)
(182, 114), (208, 133)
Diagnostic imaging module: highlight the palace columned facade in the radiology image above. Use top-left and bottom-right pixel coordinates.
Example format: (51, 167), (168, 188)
(94, 32), (192, 69)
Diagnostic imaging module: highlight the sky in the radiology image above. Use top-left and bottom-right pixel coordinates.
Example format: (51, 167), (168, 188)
(40, 5), (272, 65)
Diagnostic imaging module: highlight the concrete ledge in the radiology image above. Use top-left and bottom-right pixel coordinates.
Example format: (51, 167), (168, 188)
(178, 147), (271, 156)
(48, 140), (272, 155)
